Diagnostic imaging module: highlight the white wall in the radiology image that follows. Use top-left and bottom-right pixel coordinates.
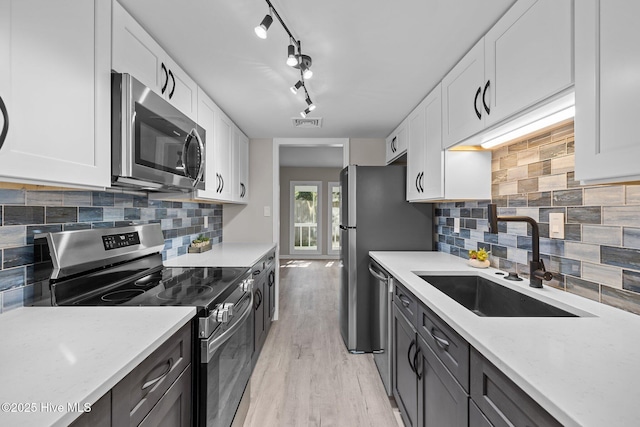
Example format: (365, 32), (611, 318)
(349, 138), (386, 165)
(223, 138), (274, 243)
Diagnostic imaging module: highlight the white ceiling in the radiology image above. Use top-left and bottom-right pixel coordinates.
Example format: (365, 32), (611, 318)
(118, 0), (515, 139)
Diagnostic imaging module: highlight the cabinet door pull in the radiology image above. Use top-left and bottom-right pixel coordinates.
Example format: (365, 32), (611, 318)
(415, 173), (421, 192)
(391, 137), (396, 152)
(141, 358), (173, 391)
(474, 86), (482, 120)
(220, 174), (224, 192)
(430, 327), (450, 351)
(0, 95), (8, 151)
(161, 63), (168, 94)
(216, 173), (221, 192)
(413, 346), (423, 380)
(419, 172), (424, 192)
(240, 183), (245, 198)
(398, 294), (411, 308)
(482, 80), (491, 115)
(168, 69), (176, 99)
(407, 339), (416, 373)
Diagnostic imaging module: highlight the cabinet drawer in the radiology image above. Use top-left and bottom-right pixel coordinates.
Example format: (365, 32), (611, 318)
(470, 348), (561, 427)
(139, 364), (192, 427)
(112, 322), (192, 426)
(418, 302), (469, 392)
(394, 283), (418, 324)
(470, 400), (493, 427)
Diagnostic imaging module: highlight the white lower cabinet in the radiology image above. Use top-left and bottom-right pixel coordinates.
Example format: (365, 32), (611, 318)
(0, 0), (111, 188)
(112, 1), (198, 121)
(575, 0), (640, 184)
(407, 84), (491, 202)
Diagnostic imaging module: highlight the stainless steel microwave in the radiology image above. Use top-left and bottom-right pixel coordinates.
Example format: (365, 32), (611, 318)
(111, 73), (205, 191)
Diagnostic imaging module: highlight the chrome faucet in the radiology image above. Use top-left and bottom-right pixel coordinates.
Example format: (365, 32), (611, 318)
(487, 203), (553, 288)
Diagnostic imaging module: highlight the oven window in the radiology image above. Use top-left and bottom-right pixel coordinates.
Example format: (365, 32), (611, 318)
(134, 102), (189, 175)
(200, 299), (253, 427)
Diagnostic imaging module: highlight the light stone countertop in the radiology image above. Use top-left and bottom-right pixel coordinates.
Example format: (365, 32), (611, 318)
(369, 251), (640, 427)
(164, 242), (276, 268)
(0, 306), (195, 427)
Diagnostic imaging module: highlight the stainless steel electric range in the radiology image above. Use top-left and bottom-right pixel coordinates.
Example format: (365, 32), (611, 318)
(31, 223), (254, 427)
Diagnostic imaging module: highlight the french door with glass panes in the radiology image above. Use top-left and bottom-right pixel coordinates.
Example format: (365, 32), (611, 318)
(328, 182), (341, 256)
(290, 181), (322, 255)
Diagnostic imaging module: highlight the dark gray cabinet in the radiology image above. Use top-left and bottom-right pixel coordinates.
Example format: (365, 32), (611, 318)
(470, 348), (562, 427)
(138, 365), (192, 427)
(392, 303), (418, 427)
(391, 283), (562, 427)
(112, 322), (192, 426)
(393, 296), (468, 427)
(71, 322), (192, 427)
(69, 391), (111, 427)
(417, 334), (468, 427)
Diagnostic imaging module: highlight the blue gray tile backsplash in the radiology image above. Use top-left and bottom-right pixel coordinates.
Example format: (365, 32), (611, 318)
(0, 188), (222, 313)
(435, 122), (640, 315)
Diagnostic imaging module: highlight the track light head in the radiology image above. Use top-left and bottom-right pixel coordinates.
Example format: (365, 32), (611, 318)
(254, 14), (273, 39)
(305, 96), (316, 111)
(286, 44), (298, 67)
(290, 80), (303, 95)
(300, 108), (311, 118)
(303, 68), (313, 79)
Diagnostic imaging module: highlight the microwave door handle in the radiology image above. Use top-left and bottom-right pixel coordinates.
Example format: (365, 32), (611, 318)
(192, 128), (205, 186)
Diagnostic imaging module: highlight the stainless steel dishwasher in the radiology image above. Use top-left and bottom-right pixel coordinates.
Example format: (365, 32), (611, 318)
(369, 259), (394, 397)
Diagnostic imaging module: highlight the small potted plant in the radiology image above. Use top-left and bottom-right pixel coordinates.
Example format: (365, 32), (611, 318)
(468, 248), (490, 268)
(188, 234), (212, 253)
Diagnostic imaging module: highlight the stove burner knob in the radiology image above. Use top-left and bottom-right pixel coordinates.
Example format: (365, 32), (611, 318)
(222, 302), (234, 316)
(212, 308), (229, 323)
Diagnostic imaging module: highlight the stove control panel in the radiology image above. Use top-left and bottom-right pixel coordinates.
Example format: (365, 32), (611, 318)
(102, 231), (141, 251)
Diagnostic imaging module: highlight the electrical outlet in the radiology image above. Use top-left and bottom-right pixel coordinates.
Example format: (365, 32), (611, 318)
(264, 206), (271, 217)
(454, 217), (461, 234)
(203, 216), (208, 228)
(549, 212), (565, 239)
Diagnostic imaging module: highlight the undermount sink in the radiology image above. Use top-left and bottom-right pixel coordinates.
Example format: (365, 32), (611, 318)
(419, 275), (578, 317)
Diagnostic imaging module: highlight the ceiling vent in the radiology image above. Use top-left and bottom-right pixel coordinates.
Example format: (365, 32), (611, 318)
(292, 117), (323, 128)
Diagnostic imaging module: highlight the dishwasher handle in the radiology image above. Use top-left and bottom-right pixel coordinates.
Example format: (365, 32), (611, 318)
(368, 261), (390, 283)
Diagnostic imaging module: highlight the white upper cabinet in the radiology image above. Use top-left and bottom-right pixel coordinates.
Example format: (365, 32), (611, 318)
(406, 98), (427, 201)
(407, 84), (491, 202)
(442, 0), (574, 149)
(235, 131), (249, 203)
(385, 121), (407, 164)
(575, 0), (640, 184)
(196, 88), (233, 202)
(0, 0), (111, 188)
(441, 39), (486, 149)
(484, 0), (573, 127)
(112, 1), (198, 121)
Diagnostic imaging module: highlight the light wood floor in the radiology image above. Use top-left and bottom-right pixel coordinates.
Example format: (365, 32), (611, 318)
(243, 259), (402, 427)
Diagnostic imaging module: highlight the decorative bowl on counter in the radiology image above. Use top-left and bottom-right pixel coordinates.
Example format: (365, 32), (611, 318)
(468, 259), (490, 268)
(188, 235), (212, 253)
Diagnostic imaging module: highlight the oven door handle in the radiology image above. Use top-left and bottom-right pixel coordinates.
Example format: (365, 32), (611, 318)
(203, 292), (253, 363)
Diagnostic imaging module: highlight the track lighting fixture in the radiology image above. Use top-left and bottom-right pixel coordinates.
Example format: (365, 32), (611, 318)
(254, 0), (317, 116)
(290, 80), (303, 94)
(254, 13), (273, 39)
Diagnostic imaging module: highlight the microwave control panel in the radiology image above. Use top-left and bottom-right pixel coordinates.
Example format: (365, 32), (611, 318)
(102, 232), (141, 251)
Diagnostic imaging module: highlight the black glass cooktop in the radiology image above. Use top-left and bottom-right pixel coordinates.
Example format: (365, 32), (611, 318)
(50, 255), (248, 309)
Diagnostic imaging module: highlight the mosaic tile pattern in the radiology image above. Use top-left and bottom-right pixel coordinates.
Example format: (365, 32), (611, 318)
(435, 122), (640, 315)
(0, 188), (222, 312)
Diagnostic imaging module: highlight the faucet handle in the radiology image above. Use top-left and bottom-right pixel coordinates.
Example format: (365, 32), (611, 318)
(536, 259), (553, 281)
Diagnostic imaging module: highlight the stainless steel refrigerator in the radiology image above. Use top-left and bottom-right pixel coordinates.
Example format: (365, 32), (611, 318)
(339, 165), (433, 353)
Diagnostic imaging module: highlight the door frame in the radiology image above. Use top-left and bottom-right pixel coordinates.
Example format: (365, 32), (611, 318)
(327, 181), (341, 256)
